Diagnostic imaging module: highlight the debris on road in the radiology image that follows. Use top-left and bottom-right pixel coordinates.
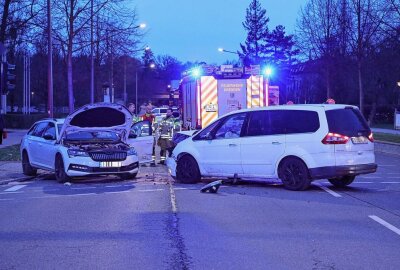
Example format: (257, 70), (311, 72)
(200, 180), (222, 193)
(64, 182), (72, 186)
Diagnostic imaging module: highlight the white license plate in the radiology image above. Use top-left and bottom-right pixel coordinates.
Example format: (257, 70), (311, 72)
(100, 162), (122, 168)
(351, 136), (368, 144)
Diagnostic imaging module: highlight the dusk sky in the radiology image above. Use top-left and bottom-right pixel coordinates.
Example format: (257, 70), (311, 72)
(131, 0), (306, 64)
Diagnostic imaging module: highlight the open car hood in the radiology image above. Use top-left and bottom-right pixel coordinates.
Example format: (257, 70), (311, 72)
(58, 103), (132, 143)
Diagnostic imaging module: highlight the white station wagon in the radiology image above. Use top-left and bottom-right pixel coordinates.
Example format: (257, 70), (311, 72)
(20, 103), (154, 183)
(167, 104), (377, 191)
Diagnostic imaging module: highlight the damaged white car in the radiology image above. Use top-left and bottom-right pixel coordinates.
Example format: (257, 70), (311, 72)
(20, 103), (140, 182)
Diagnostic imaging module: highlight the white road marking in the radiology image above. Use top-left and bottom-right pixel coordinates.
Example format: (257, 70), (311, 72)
(4, 185), (27, 192)
(369, 215), (400, 236)
(168, 178), (178, 213)
(0, 192), (24, 195)
(361, 176), (382, 179)
(388, 177), (400, 179)
(0, 198), (13, 201)
(313, 183), (342, 198)
(381, 182), (400, 184)
(387, 173), (400, 175)
(173, 187), (189, 190)
(355, 182), (373, 184)
(138, 188), (165, 192)
(379, 165), (397, 167)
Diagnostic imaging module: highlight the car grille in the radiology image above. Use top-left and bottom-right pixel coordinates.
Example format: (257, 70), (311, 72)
(89, 151), (127, 161)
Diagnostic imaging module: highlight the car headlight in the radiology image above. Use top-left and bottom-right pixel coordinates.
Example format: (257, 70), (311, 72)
(67, 149), (89, 158)
(127, 148), (137, 156)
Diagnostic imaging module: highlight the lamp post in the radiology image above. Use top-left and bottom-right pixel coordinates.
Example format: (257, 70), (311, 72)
(135, 62), (155, 114)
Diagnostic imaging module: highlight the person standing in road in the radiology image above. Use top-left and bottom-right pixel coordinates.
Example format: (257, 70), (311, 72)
(139, 102), (147, 116)
(157, 108), (179, 164)
(128, 103), (141, 123)
(142, 106), (157, 166)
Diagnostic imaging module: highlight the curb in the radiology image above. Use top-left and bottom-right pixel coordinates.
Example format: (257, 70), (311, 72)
(375, 141), (400, 156)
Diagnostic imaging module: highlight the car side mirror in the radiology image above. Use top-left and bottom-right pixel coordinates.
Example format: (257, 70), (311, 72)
(43, 133), (55, 140)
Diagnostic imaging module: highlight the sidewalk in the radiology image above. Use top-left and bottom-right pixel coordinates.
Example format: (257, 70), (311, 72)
(372, 128), (400, 135)
(0, 129), (28, 149)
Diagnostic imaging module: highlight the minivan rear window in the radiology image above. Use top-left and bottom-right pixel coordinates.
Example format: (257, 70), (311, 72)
(326, 108), (370, 137)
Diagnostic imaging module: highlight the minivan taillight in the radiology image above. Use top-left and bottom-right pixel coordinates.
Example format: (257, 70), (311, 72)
(368, 132), (374, 142)
(322, 133), (349, 144)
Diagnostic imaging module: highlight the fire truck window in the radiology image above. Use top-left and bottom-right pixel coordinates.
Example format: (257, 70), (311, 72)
(214, 113), (246, 140)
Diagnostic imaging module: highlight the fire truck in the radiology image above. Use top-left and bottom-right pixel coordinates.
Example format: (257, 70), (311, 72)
(179, 65), (279, 129)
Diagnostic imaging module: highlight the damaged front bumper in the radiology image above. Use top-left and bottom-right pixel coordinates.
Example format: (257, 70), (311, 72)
(166, 157), (177, 177)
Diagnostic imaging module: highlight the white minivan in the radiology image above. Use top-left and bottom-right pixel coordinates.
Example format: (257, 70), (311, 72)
(167, 104), (377, 191)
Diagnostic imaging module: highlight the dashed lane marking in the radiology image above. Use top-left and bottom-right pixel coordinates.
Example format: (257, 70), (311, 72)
(369, 215), (400, 236)
(313, 183), (342, 198)
(381, 182), (400, 184)
(4, 185), (27, 192)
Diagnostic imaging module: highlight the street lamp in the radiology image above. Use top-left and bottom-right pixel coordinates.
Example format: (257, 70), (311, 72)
(135, 63), (156, 114)
(217, 47), (240, 55)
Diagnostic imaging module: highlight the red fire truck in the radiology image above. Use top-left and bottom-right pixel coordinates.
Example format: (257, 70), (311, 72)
(179, 65), (279, 129)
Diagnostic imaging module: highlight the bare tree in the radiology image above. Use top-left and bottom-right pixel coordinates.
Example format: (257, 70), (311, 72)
(348, 0), (387, 114)
(296, 0), (340, 99)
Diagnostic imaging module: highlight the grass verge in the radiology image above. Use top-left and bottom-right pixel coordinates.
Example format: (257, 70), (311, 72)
(374, 133), (400, 144)
(0, 144), (21, 161)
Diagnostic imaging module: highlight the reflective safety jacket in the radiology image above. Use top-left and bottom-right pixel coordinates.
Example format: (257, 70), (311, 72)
(158, 116), (181, 139)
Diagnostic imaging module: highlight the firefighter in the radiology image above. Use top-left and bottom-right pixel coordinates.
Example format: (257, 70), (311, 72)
(128, 103), (141, 123)
(157, 108), (180, 164)
(142, 106), (157, 166)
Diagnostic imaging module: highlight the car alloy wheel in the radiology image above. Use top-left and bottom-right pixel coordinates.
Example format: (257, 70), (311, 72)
(22, 152), (37, 176)
(55, 155), (70, 183)
(176, 155), (200, 184)
(280, 158), (311, 191)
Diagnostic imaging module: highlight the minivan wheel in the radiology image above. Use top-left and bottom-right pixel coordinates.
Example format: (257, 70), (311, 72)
(328, 175), (355, 187)
(279, 158), (311, 191)
(119, 173), (138, 180)
(55, 155), (71, 183)
(22, 151), (37, 176)
(176, 155), (201, 184)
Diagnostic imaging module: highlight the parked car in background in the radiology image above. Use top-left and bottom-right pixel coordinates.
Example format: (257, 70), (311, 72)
(20, 103), (146, 182)
(152, 107), (169, 122)
(167, 104), (377, 191)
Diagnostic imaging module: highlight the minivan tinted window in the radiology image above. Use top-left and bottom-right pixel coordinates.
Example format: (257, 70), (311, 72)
(326, 108), (370, 137)
(284, 110), (319, 134)
(245, 110), (319, 136)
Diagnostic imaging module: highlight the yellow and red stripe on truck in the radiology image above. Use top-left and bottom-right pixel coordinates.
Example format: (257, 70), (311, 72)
(200, 76), (218, 128)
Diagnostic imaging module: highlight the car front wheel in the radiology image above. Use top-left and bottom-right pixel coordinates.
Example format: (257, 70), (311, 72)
(55, 155), (71, 183)
(328, 175), (355, 187)
(176, 155), (200, 184)
(22, 151), (37, 176)
(279, 157), (311, 191)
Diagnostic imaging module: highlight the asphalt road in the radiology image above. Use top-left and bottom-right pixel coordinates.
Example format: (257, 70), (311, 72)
(0, 153), (399, 270)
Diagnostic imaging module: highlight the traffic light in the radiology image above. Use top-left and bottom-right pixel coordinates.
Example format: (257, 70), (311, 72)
(5, 62), (16, 92)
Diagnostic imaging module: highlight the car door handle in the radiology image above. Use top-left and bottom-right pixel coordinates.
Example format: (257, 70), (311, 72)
(272, 141), (282, 145)
(229, 144), (237, 147)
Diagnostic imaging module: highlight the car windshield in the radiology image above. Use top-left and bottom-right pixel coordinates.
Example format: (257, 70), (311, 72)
(64, 131), (120, 142)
